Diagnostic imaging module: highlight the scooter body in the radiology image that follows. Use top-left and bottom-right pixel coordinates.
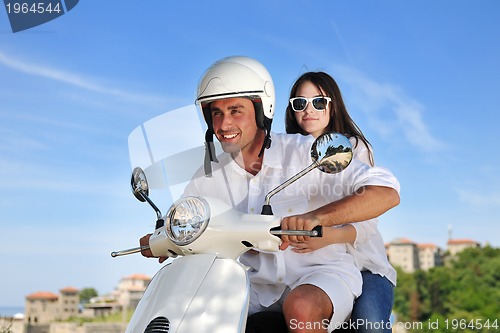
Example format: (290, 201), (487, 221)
(126, 254), (249, 333)
(119, 196), (285, 333)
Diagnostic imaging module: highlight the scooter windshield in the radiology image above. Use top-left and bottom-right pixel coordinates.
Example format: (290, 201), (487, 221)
(128, 105), (216, 206)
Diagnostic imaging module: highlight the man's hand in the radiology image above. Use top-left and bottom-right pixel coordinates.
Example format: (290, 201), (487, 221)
(279, 213), (321, 250)
(139, 233), (169, 263)
(140, 234), (154, 257)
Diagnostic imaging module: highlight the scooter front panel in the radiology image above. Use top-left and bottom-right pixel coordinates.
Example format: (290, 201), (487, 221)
(126, 254), (249, 333)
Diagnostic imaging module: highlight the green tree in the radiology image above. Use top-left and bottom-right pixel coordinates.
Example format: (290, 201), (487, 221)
(79, 287), (98, 304)
(426, 266), (452, 315)
(394, 246), (500, 333)
(393, 267), (416, 322)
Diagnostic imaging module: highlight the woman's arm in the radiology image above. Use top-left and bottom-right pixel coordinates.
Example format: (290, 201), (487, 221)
(286, 218), (378, 253)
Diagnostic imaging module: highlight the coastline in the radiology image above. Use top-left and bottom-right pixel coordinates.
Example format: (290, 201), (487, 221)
(0, 307), (24, 318)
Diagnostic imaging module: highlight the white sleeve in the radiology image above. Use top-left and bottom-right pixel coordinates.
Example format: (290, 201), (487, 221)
(350, 218), (378, 248)
(346, 159), (401, 194)
(349, 136), (373, 166)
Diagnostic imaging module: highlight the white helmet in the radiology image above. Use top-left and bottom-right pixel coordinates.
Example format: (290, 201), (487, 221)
(195, 56), (275, 175)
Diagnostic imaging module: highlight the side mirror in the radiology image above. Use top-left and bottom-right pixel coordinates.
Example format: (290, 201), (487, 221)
(130, 167), (163, 221)
(131, 167), (149, 202)
(311, 132), (353, 174)
(262, 132), (352, 214)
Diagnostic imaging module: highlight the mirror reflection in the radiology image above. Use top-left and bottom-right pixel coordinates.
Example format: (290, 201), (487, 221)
(311, 132), (353, 174)
(131, 167), (149, 202)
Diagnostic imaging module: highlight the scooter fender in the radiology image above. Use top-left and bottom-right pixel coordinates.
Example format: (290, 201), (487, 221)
(126, 253), (249, 333)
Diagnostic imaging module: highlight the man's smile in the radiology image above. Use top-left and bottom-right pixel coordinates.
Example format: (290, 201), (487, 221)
(219, 132), (240, 140)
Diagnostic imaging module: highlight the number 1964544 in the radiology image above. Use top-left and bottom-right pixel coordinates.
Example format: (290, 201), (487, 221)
(5, 2), (62, 14)
(443, 318), (498, 330)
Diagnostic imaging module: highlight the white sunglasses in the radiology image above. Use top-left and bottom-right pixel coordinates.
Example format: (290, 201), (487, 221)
(289, 96), (332, 112)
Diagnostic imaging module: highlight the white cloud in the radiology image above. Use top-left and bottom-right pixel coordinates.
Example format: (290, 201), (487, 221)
(457, 189), (500, 207)
(0, 50), (169, 106)
(0, 126), (49, 152)
(334, 65), (446, 153)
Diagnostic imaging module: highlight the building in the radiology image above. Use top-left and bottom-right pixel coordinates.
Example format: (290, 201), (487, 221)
(386, 238), (420, 273)
(25, 287), (79, 325)
(81, 273), (151, 317)
(21, 274), (150, 333)
(447, 239), (481, 256)
(82, 302), (118, 318)
(25, 291), (60, 325)
(117, 274), (151, 310)
(58, 287), (79, 320)
(417, 243), (443, 271)
(387, 237), (481, 272)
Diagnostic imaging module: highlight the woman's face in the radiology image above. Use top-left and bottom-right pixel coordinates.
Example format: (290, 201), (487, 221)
(293, 81), (331, 138)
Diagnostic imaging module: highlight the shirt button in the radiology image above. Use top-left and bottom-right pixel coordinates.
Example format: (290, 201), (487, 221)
(250, 208), (255, 213)
(278, 278), (283, 283)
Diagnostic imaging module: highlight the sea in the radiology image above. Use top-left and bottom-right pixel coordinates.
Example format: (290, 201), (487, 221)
(0, 306), (24, 318)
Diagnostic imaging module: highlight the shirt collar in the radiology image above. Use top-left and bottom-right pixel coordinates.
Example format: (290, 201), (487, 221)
(261, 132), (283, 170)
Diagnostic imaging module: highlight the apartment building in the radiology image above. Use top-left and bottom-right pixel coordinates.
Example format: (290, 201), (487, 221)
(417, 243), (443, 271)
(387, 237), (481, 272)
(386, 238), (420, 273)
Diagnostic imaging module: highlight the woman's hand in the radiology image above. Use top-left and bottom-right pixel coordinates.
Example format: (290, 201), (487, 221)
(280, 213), (321, 244)
(287, 227), (334, 253)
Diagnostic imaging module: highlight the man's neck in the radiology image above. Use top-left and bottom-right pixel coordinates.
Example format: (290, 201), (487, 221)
(232, 131), (266, 176)
(232, 153), (263, 176)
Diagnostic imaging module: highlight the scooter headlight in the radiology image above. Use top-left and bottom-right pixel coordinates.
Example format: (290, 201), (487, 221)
(166, 196), (210, 246)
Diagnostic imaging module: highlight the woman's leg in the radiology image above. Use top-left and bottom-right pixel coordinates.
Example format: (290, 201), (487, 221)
(351, 271), (394, 333)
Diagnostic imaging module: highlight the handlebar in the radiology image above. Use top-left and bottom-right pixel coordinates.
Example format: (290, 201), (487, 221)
(111, 245), (150, 257)
(111, 226), (322, 258)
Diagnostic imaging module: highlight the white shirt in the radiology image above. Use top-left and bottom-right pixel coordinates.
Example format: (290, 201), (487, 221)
(347, 137), (398, 286)
(184, 132), (399, 306)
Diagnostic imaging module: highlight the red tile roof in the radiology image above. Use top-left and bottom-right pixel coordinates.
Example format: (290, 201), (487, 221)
(447, 239), (479, 245)
(418, 243), (438, 248)
(60, 286), (79, 293)
(26, 291), (59, 300)
(124, 273), (151, 281)
(391, 238), (415, 244)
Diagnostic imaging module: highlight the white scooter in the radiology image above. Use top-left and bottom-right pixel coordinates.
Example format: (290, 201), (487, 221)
(112, 119), (352, 333)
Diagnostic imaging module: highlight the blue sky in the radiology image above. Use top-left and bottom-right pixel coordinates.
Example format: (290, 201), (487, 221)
(1, 1), (499, 307)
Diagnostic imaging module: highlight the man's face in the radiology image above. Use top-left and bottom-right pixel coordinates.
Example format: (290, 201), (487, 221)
(210, 98), (260, 155)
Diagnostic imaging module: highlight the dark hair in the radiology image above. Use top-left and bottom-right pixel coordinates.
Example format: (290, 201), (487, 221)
(285, 71), (374, 165)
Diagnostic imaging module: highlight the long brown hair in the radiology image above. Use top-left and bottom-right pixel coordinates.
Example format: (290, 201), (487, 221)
(285, 71), (374, 165)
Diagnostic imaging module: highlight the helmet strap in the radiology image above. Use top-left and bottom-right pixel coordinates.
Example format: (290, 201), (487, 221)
(258, 118), (272, 158)
(204, 129), (219, 177)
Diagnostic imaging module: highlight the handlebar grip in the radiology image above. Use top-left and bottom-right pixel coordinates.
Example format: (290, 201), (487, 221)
(111, 245), (150, 257)
(270, 225), (323, 237)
